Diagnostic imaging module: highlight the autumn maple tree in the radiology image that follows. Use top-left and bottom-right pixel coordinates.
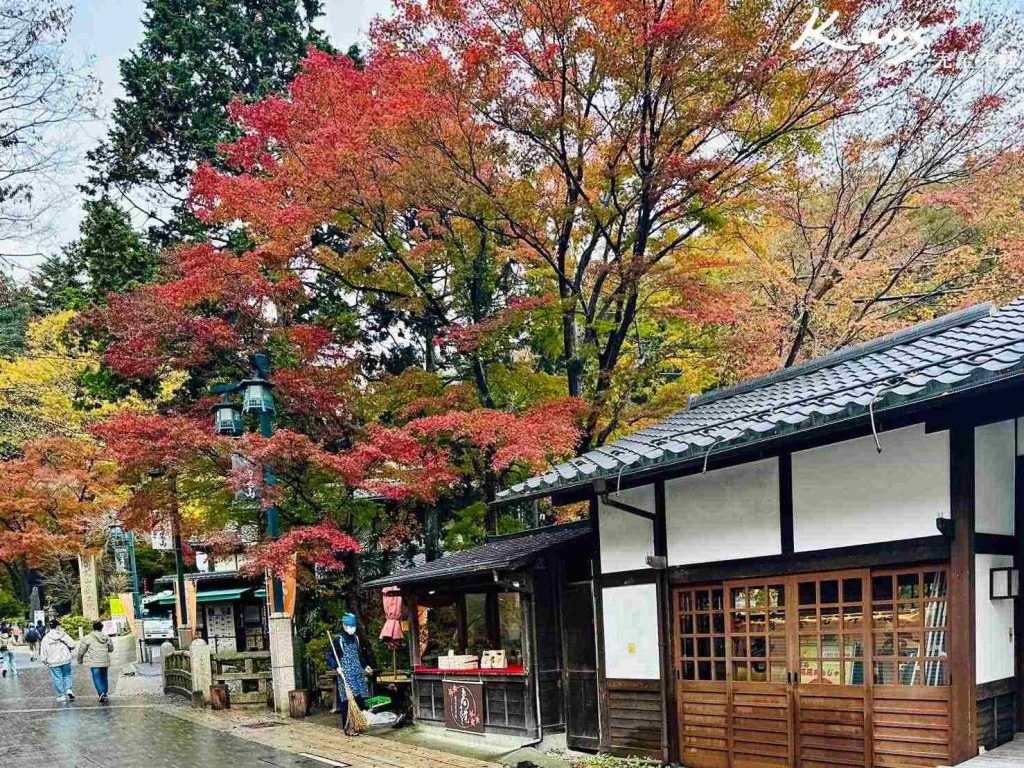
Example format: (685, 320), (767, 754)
(718, 8), (1024, 373)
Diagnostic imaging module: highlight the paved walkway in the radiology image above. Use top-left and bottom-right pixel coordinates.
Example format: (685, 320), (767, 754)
(961, 734), (1024, 766)
(0, 640), (499, 768)
(166, 707), (499, 768)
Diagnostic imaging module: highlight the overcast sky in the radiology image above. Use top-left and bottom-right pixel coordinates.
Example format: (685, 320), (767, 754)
(6, 0), (392, 277)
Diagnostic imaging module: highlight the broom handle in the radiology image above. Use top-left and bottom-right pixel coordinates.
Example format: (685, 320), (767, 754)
(327, 631), (347, 691)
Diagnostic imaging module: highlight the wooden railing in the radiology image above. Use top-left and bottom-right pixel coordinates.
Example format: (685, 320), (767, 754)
(211, 650), (272, 707)
(163, 650), (193, 699)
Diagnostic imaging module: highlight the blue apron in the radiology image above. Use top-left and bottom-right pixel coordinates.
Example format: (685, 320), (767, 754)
(338, 633), (369, 698)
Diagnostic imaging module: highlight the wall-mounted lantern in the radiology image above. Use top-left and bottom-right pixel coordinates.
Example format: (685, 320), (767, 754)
(990, 567), (1019, 600)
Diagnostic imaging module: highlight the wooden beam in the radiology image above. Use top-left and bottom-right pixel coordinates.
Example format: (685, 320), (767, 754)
(653, 480), (667, 558)
(779, 453), (794, 555)
(976, 533), (1017, 556)
(949, 425), (977, 764)
(668, 537), (950, 585)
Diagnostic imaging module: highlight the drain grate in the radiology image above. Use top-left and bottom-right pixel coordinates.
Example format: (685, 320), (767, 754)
(297, 754), (349, 767)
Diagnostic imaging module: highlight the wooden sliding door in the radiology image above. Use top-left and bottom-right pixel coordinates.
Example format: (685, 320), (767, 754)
(790, 571), (870, 768)
(674, 566), (951, 768)
(726, 578), (793, 768)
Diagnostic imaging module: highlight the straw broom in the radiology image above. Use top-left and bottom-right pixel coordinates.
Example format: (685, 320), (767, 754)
(328, 631), (368, 735)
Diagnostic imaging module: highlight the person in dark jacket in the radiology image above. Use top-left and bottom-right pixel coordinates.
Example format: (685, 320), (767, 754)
(25, 625), (39, 660)
(326, 613), (373, 720)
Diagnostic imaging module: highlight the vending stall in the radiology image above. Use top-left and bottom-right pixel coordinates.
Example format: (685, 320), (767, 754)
(364, 520), (600, 749)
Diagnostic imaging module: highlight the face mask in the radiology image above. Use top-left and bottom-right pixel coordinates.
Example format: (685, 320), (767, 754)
(343, 625), (356, 635)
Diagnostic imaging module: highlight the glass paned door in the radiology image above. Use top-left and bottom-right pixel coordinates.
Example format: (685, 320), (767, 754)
(724, 578), (793, 768)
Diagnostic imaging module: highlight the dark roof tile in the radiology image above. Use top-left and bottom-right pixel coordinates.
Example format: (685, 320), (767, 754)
(498, 296), (1024, 504)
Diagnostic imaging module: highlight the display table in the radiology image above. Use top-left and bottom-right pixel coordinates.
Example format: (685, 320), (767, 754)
(412, 664), (531, 734)
(414, 665), (525, 676)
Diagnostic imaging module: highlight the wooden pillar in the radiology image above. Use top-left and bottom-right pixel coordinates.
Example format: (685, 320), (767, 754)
(655, 479), (675, 765)
(407, 593), (421, 667)
(1014, 452), (1024, 730)
(950, 425), (977, 763)
(591, 497), (612, 752)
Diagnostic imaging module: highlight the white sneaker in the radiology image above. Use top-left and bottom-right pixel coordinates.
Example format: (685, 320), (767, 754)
(66, 691), (75, 701)
(57, 696), (66, 702)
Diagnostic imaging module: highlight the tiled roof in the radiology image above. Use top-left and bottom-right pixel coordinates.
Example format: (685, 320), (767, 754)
(498, 295), (1024, 504)
(362, 520), (592, 588)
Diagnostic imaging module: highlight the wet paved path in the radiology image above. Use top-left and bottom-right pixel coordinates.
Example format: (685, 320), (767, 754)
(0, 646), (331, 767)
(0, 643), (497, 768)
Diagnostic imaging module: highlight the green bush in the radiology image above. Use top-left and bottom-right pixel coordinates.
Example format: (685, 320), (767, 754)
(56, 615), (93, 637)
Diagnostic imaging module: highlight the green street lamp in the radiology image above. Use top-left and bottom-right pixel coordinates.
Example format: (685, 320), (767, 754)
(212, 399), (244, 436)
(241, 378), (275, 415)
(212, 354), (284, 613)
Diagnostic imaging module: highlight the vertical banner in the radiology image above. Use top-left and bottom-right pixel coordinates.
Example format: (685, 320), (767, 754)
(185, 580), (198, 636)
(117, 593), (138, 638)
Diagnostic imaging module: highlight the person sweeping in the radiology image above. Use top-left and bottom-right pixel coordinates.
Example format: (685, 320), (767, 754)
(326, 613), (373, 734)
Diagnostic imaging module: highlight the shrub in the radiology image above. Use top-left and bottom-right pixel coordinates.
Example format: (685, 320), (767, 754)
(56, 615), (93, 637)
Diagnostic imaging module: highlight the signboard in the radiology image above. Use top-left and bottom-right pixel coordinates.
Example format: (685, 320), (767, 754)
(443, 680), (484, 733)
(150, 523), (173, 551)
(33, 610), (46, 627)
(109, 596), (125, 616)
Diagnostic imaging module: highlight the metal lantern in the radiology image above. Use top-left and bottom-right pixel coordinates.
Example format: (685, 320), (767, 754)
(241, 378), (275, 414)
(212, 400), (244, 435)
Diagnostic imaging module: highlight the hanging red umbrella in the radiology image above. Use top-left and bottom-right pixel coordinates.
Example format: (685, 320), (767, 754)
(380, 587), (404, 647)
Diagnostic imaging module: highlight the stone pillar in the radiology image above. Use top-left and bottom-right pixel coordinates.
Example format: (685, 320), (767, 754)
(160, 641), (174, 693)
(190, 638), (212, 707)
(77, 553), (100, 620)
(176, 625), (193, 651)
(268, 612), (296, 715)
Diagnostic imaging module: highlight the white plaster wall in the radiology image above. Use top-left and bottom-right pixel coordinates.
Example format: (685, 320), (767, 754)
(601, 583), (660, 679)
(598, 484), (655, 573)
(665, 458), (781, 566)
(976, 553), (1016, 684)
(976, 420), (1015, 535)
(792, 424), (949, 552)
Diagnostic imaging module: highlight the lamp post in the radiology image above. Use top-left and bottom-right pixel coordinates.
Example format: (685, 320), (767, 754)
(108, 525), (142, 619)
(148, 468), (188, 635)
(211, 353), (285, 612)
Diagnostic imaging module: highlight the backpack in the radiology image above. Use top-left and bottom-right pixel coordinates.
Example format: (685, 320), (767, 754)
(25, 628), (37, 643)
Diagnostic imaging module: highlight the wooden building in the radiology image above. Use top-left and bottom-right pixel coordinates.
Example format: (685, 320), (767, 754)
(363, 521), (601, 749)
(493, 297), (1024, 766)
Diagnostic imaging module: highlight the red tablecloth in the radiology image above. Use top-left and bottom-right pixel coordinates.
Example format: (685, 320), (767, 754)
(414, 665), (525, 676)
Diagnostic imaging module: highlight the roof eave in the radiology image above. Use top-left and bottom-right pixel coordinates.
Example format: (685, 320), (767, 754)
(493, 369), (1024, 507)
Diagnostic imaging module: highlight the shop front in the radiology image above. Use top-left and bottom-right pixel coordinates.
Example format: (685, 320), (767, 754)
(494, 297), (1024, 766)
(364, 520), (600, 749)
(155, 570), (268, 652)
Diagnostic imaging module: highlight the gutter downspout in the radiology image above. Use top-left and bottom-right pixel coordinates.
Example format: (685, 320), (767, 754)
(522, 582), (544, 749)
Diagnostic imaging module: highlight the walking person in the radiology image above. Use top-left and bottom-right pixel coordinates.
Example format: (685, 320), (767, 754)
(40, 619), (76, 702)
(77, 621), (113, 702)
(25, 624), (38, 661)
(0, 623), (14, 678)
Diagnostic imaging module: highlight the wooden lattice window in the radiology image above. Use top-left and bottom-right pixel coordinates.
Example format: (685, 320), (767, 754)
(794, 572), (867, 685)
(677, 586), (726, 681)
(729, 581), (788, 683)
(871, 567), (948, 686)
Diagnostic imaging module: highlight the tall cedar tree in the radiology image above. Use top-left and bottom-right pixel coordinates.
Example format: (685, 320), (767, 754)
(0, 276), (31, 358)
(66, 198), (157, 304)
(29, 253), (84, 315)
(86, 0), (329, 244)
